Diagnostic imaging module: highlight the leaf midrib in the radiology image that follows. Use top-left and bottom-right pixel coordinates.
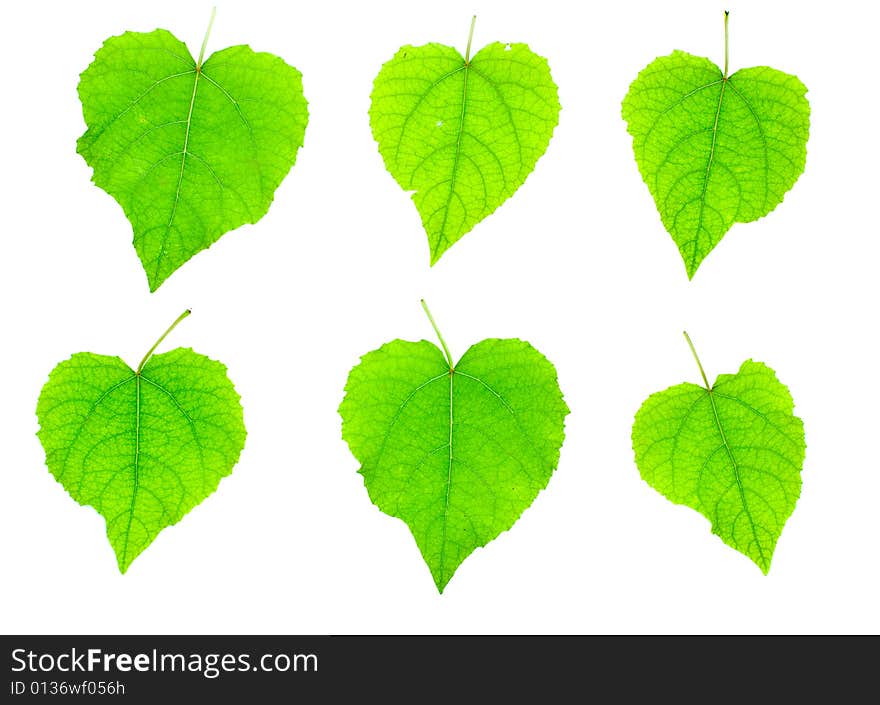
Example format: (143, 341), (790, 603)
(121, 375), (142, 567)
(652, 68), (773, 272)
(432, 60), (527, 261)
(57, 363), (206, 568)
(439, 369), (454, 586)
(704, 387), (767, 568)
(436, 367), (544, 584)
(363, 350), (548, 588)
(432, 60), (471, 262)
(691, 77), (727, 273)
(156, 66), (203, 283)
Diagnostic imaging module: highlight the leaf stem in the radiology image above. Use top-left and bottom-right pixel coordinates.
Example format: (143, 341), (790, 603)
(683, 331), (711, 390)
(421, 299), (454, 369)
(137, 309), (192, 374)
(465, 15), (477, 64)
(197, 6), (217, 68)
(723, 10), (730, 78)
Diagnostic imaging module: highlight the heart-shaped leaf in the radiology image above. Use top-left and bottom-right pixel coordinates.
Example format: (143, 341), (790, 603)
(77, 11), (309, 291)
(339, 301), (569, 592)
(36, 311), (247, 572)
(370, 18), (560, 264)
(622, 12), (810, 278)
(632, 333), (806, 572)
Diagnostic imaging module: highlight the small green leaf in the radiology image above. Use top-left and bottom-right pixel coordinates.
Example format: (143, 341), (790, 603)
(77, 10), (309, 291)
(632, 333), (806, 573)
(339, 301), (568, 592)
(36, 311), (247, 572)
(622, 12), (810, 278)
(370, 17), (560, 264)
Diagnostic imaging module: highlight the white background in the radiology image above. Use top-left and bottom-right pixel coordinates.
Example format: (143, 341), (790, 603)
(1, 0), (877, 635)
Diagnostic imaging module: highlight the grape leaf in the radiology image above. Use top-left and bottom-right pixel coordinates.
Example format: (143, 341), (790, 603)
(339, 301), (568, 592)
(631, 333), (806, 573)
(35, 311), (246, 572)
(77, 10), (309, 291)
(369, 17), (560, 265)
(621, 12), (810, 278)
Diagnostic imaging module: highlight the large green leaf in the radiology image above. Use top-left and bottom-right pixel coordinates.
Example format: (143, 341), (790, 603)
(622, 13), (809, 278)
(370, 18), (560, 264)
(339, 302), (568, 592)
(632, 334), (806, 573)
(77, 13), (309, 291)
(36, 311), (246, 572)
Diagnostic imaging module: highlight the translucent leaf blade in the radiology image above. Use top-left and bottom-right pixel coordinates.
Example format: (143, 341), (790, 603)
(622, 50), (809, 277)
(370, 41), (560, 264)
(340, 338), (568, 592)
(77, 29), (309, 290)
(632, 360), (806, 573)
(36, 347), (247, 572)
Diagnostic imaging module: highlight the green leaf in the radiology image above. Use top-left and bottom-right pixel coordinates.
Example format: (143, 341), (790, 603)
(339, 301), (568, 592)
(621, 12), (809, 278)
(77, 10), (309, 291)
(631, 333), (806, 573)
(369, 17), (560, 264)
(35, 311), (246, 572)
